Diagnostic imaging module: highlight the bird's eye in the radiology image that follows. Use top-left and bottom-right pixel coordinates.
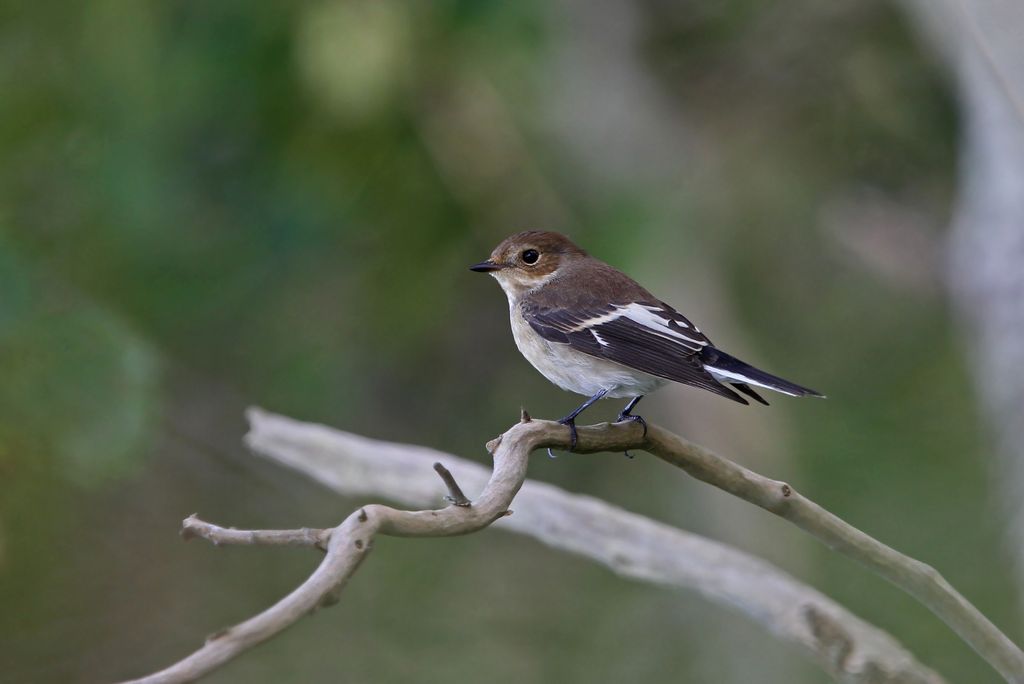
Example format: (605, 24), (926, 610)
(522, 249), (540, 265)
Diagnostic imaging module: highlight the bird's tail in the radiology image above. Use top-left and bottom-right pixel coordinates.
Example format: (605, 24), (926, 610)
(701, 347), (825, 400)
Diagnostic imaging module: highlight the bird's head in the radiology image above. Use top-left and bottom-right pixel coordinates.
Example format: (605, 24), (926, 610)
(470, 230), (587, 299)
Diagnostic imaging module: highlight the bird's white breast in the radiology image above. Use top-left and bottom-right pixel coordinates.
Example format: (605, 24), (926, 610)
(509, 301), (666, 399)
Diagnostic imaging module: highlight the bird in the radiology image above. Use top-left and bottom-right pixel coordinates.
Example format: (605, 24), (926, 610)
(470, 230), (824, 457)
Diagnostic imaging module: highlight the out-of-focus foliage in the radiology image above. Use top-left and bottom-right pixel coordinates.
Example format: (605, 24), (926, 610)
(0, 239), (159, 487)
(0, 1), (1017, 683)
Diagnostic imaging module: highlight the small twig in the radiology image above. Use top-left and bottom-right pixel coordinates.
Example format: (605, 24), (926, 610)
(181, 515), (331, 550)
(432, 462), (471, 507)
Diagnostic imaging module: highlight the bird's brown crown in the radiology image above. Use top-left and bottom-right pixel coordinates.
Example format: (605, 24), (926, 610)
(488, 230), (587, 277)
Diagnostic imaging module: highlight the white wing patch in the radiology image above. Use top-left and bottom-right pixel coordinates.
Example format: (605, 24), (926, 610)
(618, 303), (707, 347)
(568, 309), (622, 330)
(568, 303), (707, 349)
(641, 304), (687, 327)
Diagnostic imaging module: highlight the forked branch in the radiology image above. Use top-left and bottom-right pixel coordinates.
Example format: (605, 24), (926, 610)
(120, 410), (1022, 683)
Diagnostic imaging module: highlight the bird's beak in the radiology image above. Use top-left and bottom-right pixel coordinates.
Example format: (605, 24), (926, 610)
(469, 259), (502, 273)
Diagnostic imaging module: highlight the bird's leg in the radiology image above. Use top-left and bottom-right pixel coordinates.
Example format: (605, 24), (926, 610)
(616, 395), (646, 459)
(547, 389), (608, 459)
(616, 395), (647, 435)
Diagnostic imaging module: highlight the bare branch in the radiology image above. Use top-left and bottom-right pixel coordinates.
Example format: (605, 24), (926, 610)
(120, 413), (546, 684)
(237, 408), (953, 684)
(180, 514), (330, 550)
(124, 510), (374, 684)
(432, 462), (471, 507)
(126, 408), (1023, 683)
(640, 425), (1024, 684)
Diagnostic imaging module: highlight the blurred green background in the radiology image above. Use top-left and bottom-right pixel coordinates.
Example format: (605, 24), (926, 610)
(0, 1), (1017, 682)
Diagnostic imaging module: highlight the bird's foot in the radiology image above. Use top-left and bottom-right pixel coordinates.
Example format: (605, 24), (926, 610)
(616, 400), (646, 460)
(559, 415), (579, 450)
(547, 415), (579, 459)
(615, 410), (648, 438)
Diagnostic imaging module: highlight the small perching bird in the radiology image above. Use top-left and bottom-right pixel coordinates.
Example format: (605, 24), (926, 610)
(471, 230), (824, 457)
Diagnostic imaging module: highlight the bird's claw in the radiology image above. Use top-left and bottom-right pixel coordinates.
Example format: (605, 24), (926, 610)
(557, 416), (579, 451)
(616, 411), (648, 438)
(547, 416), (579, 459)
(617, 403), (646, 459)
